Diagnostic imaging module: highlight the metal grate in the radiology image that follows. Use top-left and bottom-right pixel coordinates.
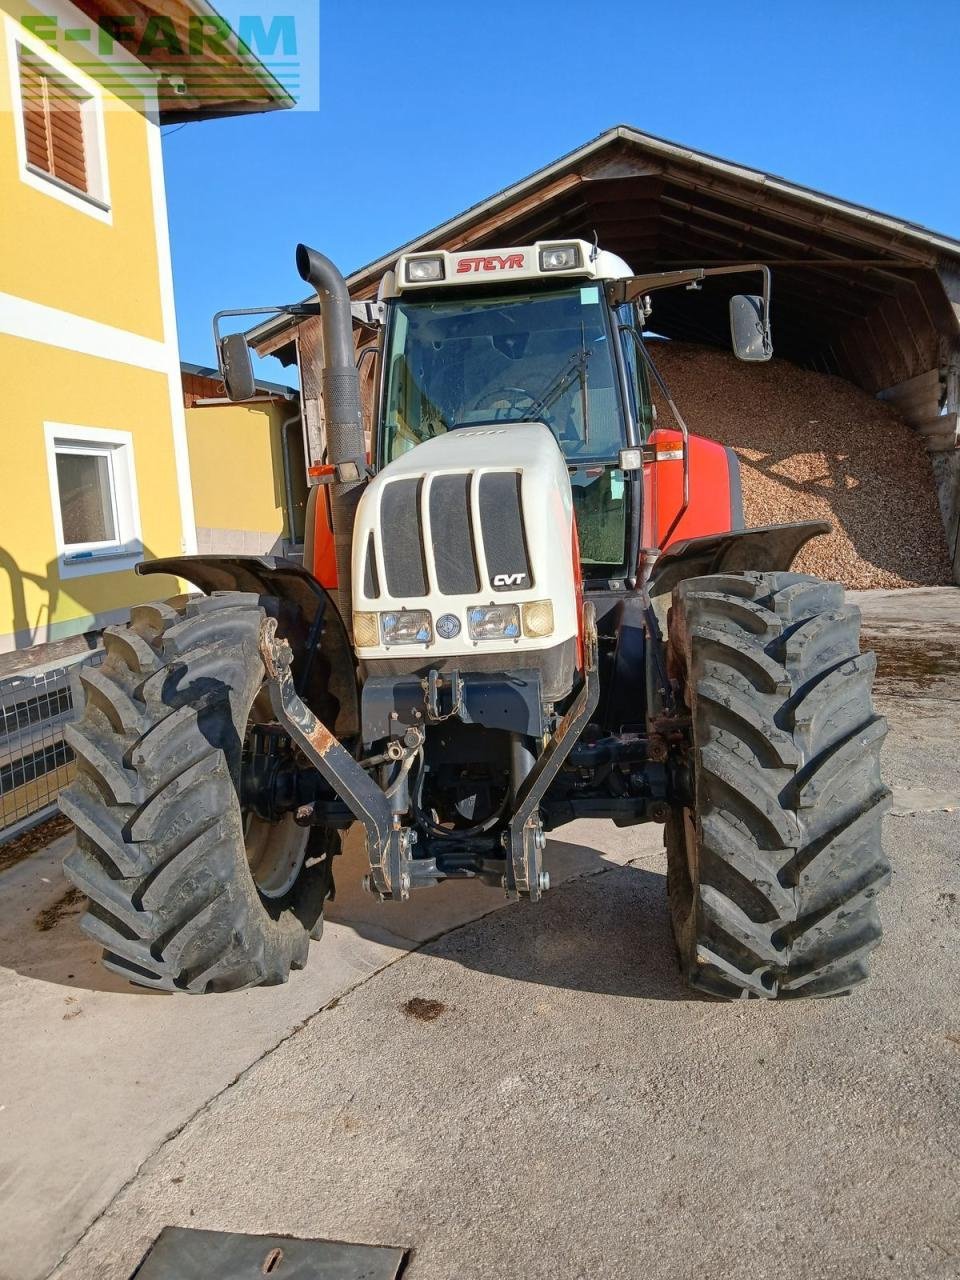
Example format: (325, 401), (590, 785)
(478, 470), (531, 590)
(429, 472), (480, 594)
(0, 649), (103, 839)
(380, 476), (428, 597)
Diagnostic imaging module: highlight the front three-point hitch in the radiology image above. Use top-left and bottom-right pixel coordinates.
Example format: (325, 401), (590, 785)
(257, 604), (600, 903)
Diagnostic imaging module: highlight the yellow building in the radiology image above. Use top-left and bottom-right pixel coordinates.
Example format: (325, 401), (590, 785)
(0, 0), (292, 655)
(182, 364), (307, 556)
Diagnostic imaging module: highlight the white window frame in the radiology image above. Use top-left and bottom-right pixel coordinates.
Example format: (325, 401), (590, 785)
(44, 424), (143, 579)
(4, 15), (112, 223)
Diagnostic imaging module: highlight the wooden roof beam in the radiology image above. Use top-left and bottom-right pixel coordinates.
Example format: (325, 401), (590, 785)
(657, 162), (940, 262)
(661, 183), (928, 278)
(474, 200), (593, 247)
(436, 173), (584, 252)
(659, 194), (911, 294)
(939, 266), (960, 331)
(656, 219), (892, 316)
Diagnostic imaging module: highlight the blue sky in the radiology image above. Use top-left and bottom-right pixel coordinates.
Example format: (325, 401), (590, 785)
(162, 0), (960, 380)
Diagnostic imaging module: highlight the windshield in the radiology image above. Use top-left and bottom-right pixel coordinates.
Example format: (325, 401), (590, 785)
(381, 286), (625, 463)
(379, 285), (630, 575)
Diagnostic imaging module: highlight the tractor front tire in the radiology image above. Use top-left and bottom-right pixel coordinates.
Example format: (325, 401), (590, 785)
(59, 591), (332, 993)
(666, 571), (890, 1000)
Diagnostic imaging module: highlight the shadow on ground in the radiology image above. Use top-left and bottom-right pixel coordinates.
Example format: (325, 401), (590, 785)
(414, 843), (693, 1003)
(0, 832), (692, 1001)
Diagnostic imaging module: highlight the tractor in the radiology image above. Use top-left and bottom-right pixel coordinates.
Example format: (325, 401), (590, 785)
(60, 238), (890, 999)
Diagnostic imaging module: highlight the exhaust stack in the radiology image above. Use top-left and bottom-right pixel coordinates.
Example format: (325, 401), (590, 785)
(295, 244), (366, 641)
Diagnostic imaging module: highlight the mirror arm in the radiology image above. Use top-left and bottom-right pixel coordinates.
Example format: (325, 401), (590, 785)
(608, 270), (706, 304)
(212, 300), (384, 376)
(609, 263), (772, 357)
(212, 299), (386, 403)
(211, 302), (322, 354)
(610, 263), (771, 311)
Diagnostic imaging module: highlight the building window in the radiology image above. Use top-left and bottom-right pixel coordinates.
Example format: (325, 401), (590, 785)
(44, 426), (142, 575)
(55, 448), (119, 546)
(12, 40), (109, 215)
(19, 50), (89, 193)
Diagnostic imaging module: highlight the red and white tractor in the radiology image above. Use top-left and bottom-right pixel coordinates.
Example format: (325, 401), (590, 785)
(60, 238), (889, 999)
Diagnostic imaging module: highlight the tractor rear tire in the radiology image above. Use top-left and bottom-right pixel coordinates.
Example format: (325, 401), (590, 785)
(665, 571), (890, 1000)
(59, 591), (335, 993)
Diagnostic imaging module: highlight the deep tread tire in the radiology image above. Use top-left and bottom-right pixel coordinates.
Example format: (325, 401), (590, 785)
(60, 591), (327, 993)
(665, 571), (890, 1000)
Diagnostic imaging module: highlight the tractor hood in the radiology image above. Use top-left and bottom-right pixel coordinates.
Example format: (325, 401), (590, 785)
(350, 422), (579, 665)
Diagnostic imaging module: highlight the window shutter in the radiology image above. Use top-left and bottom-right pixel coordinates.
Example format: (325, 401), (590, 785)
(18, 56), (50, 173)
(18, 52), (88, 195)
(47, 77), (88, 193)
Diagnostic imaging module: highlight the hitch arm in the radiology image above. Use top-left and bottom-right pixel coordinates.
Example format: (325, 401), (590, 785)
(506, 602), (600, 899)
(258, 618), (413, 899)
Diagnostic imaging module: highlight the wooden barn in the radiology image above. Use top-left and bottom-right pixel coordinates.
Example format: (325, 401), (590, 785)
(248, 125), (960, 583)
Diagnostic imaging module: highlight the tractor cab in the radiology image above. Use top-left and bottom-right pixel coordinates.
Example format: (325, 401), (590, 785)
(376, 241), (645, 582)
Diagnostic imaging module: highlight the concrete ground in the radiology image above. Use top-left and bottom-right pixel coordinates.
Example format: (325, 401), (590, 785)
(1, 588), (958, 1280)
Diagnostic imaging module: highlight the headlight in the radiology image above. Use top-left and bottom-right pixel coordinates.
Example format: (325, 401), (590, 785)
(521, 600), (554, 639)
(405, 255), (445, 283)
(468, 604), (521, 641)
(380, 609), (432, 645)
(539, 244), (581, 271)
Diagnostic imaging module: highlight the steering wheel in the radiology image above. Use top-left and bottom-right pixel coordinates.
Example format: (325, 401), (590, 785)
(468, 386), (540, 421)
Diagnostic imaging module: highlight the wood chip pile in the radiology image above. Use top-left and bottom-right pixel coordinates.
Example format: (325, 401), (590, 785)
(648, 341), (952, 588)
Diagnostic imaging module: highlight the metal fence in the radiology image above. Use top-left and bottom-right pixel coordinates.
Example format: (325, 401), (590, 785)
(0, 649), (104, 842)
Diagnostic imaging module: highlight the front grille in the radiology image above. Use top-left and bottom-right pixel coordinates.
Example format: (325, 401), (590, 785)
(478, 472), (531, 590)
(381, 477), (428, 597)
(375, 469), (531, 599)
(363, 532), (380, 598)
(429, 473), (480, 594)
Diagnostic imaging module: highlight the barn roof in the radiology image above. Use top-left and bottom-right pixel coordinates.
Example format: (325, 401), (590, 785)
(250, 125), (960, 446)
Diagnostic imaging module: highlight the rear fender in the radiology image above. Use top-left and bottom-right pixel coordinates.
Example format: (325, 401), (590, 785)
(640, 521), (830, 710)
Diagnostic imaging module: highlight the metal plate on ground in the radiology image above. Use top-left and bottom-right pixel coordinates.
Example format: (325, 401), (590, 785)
(131, 1226), (409, 1279)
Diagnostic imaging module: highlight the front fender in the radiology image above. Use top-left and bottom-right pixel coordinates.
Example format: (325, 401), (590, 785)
(647, 520), (831, 601)
(136, 554), (358, 738)
(137, 553), (333, 624)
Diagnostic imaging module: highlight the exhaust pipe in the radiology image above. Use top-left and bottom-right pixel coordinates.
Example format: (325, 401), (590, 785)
(296, 244), (365, 641)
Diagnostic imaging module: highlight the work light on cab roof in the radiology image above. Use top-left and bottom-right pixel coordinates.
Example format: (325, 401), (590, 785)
(390, 238), (633, 292)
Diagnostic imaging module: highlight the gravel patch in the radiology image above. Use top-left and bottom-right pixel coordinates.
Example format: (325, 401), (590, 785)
(650, 341), (952, 588)
(0, 812), (73, 873)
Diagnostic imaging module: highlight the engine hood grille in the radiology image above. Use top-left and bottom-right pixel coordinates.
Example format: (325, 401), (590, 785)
(351, 423), (578, 659)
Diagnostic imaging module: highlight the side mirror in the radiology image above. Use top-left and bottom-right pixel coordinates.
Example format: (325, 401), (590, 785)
(730, 294), (772, 362)
(217, 332), (257, 401)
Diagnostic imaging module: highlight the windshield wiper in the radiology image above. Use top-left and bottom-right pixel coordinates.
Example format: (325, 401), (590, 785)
(578, 321), (590, 445)
(519, 340), (592, 443)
